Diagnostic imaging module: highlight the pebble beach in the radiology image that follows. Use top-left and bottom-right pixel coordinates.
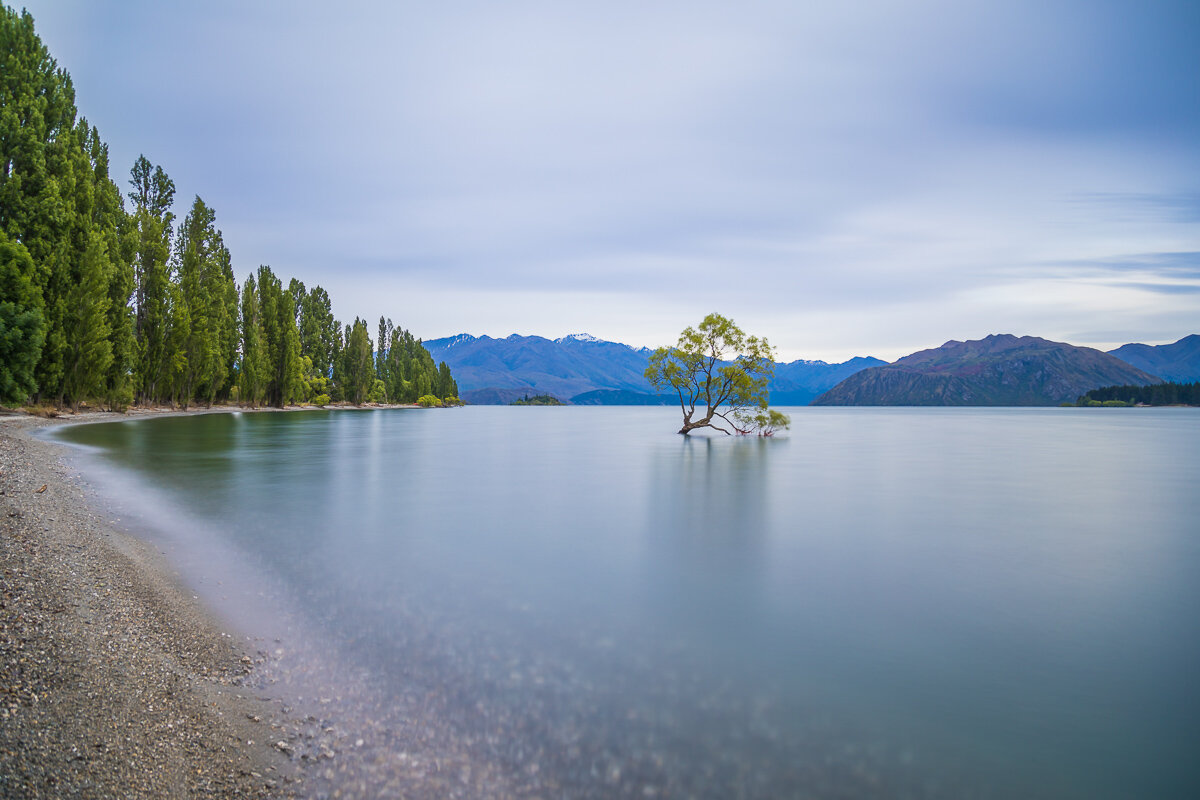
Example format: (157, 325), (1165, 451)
(0, 412), (299, 798)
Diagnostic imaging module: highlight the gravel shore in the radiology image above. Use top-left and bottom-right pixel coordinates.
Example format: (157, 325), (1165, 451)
(0, 413), (301, 798)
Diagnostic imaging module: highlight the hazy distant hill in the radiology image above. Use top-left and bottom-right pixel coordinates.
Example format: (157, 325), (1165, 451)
(1108, 334), (1200, 382)
(424, 333), (884, 405)
(770, 356), (888, 405)
(570, 389), (674, 405)
(423, 333), (656, 404)
(813, 334), (1160, 406)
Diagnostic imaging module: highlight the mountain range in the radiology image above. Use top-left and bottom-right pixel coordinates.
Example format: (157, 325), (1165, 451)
(423, 333), (884, 405)
(1106, 334), (1200, 382)
(425, 332), (1197, 407)
(812, 334), (1161, 406)
(423, 333), (656, 405)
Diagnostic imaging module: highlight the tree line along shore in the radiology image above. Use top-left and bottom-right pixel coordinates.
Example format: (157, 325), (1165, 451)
(1074, 381), (1200, 407)
(1, 7), (458, 413)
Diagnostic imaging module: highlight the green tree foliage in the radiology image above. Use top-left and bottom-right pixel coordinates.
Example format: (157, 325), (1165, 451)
(237, 274), (269, 406)
(1, 6), (459, 411)
(287, 278), (306, 329)
(289, 281), (337, 404)
(366, 378), (387, 404)
(329, 321), (346, 401)
(256, 265), (303, 407)
(0, 232), (45, 404)
(510, 394), (563, 406)
(298, 286), (336, 380)
(0, 14), (128, 406)
(173, 197), (237, 406)
(0, 6), (75, 322)
(298, 355), (330, 404)
(436, 361), (457, 400)
(340, 317), (375, 405)
(60, 230), (113, 405)
(128, 155), (176, 402)
(374, 318), (450, 403)
(89, 132), (134, 409)
(37, 118), (128, 406)
(646, 313), (790, 435)
(1, 7), (132, 407)
(1078, 382), (1200, 406)
(376, 315), (391, 394)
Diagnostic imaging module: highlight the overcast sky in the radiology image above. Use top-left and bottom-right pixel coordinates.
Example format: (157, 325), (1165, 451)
(18, 0), (1200, 362)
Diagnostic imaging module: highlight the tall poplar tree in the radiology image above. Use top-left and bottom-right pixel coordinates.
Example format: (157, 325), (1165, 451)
(341, 317), (374, 404)
(299, 286), (336, 379)
(256, 265), (302, 406)
(288, 278), (306, 328)
(238, 274), (269, 406)
(329, 320), (346, 401)
(89, 130), (134, 408)
(128, 155), (176, 402)
(60, 229), (112, 404)
(173, 196), (236, 405)
(0, 9), (74, 400)
(43, 118), (126, 406)
(375, 315), (393, 399)
(437, 361), (457, 400)
(0, 232), (45, 404)
(214, 243), (239, 401)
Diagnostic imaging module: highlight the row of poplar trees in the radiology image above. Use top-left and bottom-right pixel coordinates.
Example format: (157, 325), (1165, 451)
(0, 7), (456, 409)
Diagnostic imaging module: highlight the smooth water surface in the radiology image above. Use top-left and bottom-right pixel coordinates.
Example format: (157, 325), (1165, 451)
(54, 407), (1200, 798)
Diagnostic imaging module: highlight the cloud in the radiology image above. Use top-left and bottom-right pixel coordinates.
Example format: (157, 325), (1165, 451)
(20, 0), (1200, 361)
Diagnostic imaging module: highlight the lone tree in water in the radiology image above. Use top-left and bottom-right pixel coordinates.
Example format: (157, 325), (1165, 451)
(646, 313), (791, 436)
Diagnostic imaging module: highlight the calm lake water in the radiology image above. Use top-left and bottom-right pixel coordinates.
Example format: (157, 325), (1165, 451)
(53, 407), (1199, 798)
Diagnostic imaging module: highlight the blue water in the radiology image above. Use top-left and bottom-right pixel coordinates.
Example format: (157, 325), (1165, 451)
(54, 407), (1200, 798)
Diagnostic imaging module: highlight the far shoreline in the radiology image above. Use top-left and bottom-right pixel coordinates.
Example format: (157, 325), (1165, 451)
(5, 400), (426, 426)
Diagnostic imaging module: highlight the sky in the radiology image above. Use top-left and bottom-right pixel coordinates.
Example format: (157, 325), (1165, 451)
(16, 0), (1200, 362)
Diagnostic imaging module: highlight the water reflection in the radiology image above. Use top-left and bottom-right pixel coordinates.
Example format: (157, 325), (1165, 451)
(657, 436), (770, 561)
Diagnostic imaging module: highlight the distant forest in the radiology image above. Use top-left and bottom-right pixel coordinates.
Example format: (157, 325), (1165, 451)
(1078, 382), (1200, 407)
(0, 7), (456, 409)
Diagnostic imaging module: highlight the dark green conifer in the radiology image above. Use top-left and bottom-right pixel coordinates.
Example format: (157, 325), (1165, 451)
(342, 318), (374, 404)
(238, 275), (269, 406)
(0, 233), (46, 405)
(128, 156), (176, 403)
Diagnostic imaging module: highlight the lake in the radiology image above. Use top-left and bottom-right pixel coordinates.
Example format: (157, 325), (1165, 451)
(52, 406), (1200, 798)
